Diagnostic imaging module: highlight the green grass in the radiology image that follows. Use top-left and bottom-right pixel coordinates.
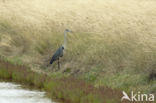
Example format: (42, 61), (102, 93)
(0, 58), (125, 103)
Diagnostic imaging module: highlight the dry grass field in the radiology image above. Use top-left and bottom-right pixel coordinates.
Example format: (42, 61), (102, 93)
(0, 0), (156, 93)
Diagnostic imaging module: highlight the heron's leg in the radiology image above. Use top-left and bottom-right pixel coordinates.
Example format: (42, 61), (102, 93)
(58, 58), (60, 70)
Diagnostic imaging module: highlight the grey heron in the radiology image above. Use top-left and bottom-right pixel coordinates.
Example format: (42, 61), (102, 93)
(49, 29), (72, 69)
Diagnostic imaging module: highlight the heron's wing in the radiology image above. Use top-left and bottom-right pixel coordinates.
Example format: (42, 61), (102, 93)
(51, 47), (63, 59)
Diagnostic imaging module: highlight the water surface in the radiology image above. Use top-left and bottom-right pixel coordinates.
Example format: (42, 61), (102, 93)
(0, 82), (55, 103)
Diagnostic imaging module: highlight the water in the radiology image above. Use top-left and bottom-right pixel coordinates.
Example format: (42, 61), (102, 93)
(0, 82), (56, 103)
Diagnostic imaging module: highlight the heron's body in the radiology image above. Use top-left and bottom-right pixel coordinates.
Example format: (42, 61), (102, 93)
(49, 29), (72, 68)
(50, 46), (64, 64)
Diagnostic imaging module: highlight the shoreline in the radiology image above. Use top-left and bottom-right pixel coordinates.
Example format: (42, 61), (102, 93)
(0, 57), (123, 103)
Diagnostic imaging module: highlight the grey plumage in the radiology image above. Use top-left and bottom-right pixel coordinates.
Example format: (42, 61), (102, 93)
(50, 46), (64, 64)
(49, 29), (72, 66)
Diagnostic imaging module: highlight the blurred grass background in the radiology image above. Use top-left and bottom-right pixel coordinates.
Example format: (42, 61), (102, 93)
(0, 0), (156, 93)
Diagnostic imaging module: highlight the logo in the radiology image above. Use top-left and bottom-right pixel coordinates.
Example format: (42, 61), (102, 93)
(121, 91), (155, 102)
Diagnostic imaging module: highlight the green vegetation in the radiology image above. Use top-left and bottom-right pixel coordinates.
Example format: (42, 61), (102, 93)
(0, 0), (155, 98)
(0, 57), (124, 103)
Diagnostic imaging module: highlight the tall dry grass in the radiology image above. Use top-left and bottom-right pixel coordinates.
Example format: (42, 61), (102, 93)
(0, 0), (156, 92)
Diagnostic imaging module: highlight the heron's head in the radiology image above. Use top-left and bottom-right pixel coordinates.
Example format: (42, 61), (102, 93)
(65, 29), (72, 33)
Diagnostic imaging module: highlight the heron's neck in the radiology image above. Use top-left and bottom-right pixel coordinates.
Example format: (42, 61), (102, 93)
(63, 31), (67, 49)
